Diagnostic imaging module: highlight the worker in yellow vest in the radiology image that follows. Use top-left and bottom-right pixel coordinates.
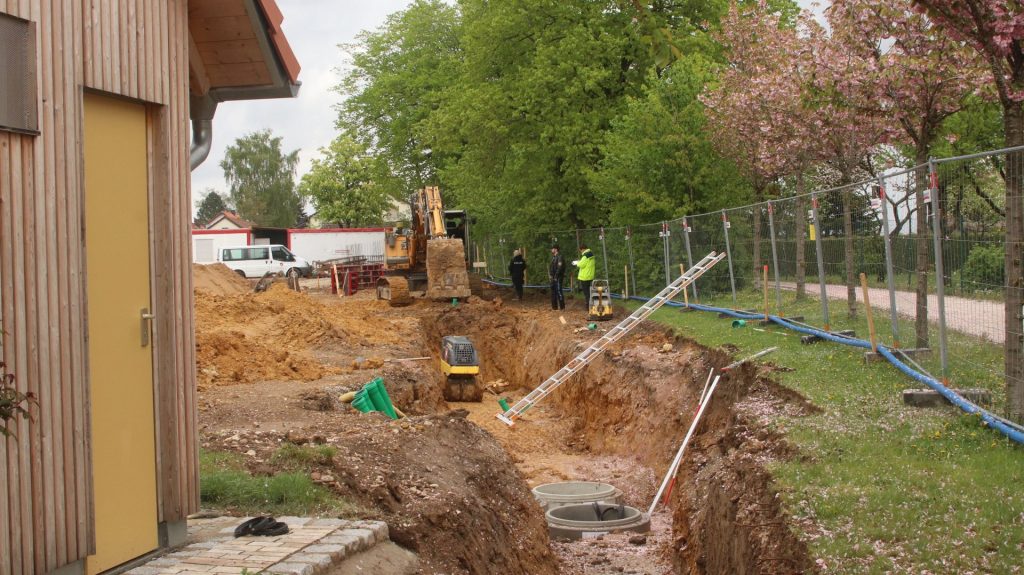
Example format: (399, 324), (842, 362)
(574, 245), (596, 311)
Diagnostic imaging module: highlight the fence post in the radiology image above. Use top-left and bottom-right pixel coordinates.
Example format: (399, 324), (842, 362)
(811, 194), (831, 331)
(878, 176), (900, 347)
(599, 227), (609, 282)
(682, 217), (698, 302)
(626, 227), (636, 296)
(928, 158), (950, 380)
(498, 236), (506, 280)
(722, 210), (738, 306)
(660, 222), (671, 287)
(767, 200), (782, 314)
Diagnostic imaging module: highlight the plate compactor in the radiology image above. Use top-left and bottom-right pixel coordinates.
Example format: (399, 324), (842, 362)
(440, 336), (483, 402)
(588, 280), (614, 321)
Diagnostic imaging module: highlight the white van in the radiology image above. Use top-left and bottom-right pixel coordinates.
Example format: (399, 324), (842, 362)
(218, 245), (312, 279)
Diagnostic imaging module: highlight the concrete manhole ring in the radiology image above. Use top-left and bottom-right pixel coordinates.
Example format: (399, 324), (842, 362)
(545, 503), (651, 541)
(532, 481), (624, 511)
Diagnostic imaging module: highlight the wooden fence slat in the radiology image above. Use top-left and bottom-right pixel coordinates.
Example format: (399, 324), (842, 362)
(35, 0), (59, 567)
(70, 0), (89, 558)
(1, 131), (19, 575)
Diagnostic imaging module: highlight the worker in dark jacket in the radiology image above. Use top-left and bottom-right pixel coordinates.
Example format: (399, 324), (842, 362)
(508, 249), (527, 300)
(549, 245), (565, 310)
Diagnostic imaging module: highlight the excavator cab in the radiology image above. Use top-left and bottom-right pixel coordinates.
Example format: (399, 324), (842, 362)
(440, 335), (482, 402)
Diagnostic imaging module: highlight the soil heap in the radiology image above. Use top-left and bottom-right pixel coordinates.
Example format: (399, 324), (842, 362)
(193, 263), (251, 295)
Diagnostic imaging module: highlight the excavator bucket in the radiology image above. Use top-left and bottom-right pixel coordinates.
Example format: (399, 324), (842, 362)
(377, 276), (412, 306)
(426, 239), (471, 300)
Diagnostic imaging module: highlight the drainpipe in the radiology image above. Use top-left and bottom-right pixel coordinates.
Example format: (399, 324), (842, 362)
(189, 94), (218, 171)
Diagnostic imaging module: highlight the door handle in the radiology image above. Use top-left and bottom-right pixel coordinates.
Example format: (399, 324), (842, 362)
(140, 308), (155, 347)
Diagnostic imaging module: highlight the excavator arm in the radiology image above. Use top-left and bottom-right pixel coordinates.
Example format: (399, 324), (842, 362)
(423, 186), (448, 239)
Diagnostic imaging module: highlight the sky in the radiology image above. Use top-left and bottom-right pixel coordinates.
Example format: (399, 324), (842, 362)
(190, 0), (826, 217)
(189, 0), (413, 212)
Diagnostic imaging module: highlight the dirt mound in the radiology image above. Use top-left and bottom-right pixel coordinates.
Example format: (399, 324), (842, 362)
(202, 412), (560, 575)
(195, 331), (334, 389)
(193, 263), (251, 295)
(195, 284), (421, 388)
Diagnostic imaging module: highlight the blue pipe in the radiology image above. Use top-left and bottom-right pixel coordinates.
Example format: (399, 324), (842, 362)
(683, 301), (1024, 444)
(483, 278), (1024, 444)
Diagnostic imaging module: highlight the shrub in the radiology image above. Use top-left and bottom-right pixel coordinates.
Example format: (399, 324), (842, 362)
(0, 362), (34, 438)
(960, 245), (1004, 291)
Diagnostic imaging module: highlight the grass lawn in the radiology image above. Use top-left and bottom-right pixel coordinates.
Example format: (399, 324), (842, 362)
(200, 447), (362, 518)
(627, 292), (1024, 574)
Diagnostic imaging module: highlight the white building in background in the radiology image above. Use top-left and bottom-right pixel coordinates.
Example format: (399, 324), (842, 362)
(385, 196), (412, 226)
(191, 227), (387, 265)
(204, 210), (256, 230)
(192, 229), (252, 263)
(288, 228), (387, 264)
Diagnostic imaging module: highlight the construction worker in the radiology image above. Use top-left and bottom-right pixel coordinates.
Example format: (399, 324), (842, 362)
(508, 249), (527, 301)
(574, 244), (596, 310)
(549, 245), (565, 310)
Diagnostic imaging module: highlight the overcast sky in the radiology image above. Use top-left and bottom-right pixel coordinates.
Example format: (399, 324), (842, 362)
(189, 0), (413, 212)
(190, 0), (824, 216)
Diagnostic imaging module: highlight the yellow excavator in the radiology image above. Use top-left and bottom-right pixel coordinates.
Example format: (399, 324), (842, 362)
(377, 186), (472, 306)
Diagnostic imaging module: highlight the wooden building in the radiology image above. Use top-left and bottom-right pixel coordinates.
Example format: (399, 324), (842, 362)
(0, 1), (299, 573)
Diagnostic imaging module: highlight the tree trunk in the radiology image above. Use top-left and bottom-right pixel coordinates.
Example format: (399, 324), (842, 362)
(795, 173), (807, 300)
(841, 171), (857, 319)
(1004, 101), (1024, 423)
(914, 148), (931, 349)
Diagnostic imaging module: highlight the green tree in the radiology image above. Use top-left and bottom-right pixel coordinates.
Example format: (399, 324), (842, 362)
(590, 53), (749, 226)
(431, 0), (722, 237)
(221, 130), (302, 228)
(194, 188), (230, 226)
(298, 134), (391, 227)
(338, 0), (461, 199)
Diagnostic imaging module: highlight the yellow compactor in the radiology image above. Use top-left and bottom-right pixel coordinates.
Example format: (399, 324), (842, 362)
(588, 280), (614, 321)
(439, 335), (482, 402)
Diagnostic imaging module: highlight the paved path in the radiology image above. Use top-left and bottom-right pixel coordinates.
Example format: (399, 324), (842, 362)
(128, 517), (393, 575)
(778, 282), (1005, 344)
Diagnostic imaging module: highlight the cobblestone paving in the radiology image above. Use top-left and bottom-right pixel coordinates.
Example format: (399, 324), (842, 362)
(126, 517), (389, 575)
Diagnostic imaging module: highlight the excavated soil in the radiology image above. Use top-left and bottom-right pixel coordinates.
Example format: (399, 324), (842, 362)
(193, 262), (252, 295)
(195, 276), (817, 574)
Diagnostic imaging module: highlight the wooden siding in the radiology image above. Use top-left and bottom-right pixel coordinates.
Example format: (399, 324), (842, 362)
(0, 2), (197, 574)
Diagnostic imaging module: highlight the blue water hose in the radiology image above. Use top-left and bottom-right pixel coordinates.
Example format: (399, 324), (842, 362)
(684, 302), (1024, 444)
(482, 278), (1024, 444)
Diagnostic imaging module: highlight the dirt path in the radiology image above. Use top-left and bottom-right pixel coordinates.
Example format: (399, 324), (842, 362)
(779, 281), (1004, 343)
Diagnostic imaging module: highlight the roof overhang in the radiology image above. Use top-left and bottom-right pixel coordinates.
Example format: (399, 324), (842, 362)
(188, 0), (301, 104)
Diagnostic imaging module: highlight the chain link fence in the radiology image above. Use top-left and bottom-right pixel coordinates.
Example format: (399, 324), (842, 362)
(477, 146), (1023, 419)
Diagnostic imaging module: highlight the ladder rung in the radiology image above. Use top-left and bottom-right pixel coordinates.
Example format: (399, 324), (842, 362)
(496, 252), (723, 426)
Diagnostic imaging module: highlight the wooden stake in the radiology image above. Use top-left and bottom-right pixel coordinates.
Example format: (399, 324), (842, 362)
(763, 265), (769, 321)
(860, 272), (878, 353)
(624, 265), (629, 299)
(332, 264), (341, 297)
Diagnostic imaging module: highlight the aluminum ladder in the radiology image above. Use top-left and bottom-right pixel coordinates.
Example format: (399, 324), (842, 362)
(496, 251), (726, 426)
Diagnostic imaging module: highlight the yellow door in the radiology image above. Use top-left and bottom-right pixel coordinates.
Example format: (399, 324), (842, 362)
(83, 93), (158, 574)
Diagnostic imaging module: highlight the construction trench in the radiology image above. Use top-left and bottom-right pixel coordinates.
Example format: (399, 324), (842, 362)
(194, 263), (817, 574)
